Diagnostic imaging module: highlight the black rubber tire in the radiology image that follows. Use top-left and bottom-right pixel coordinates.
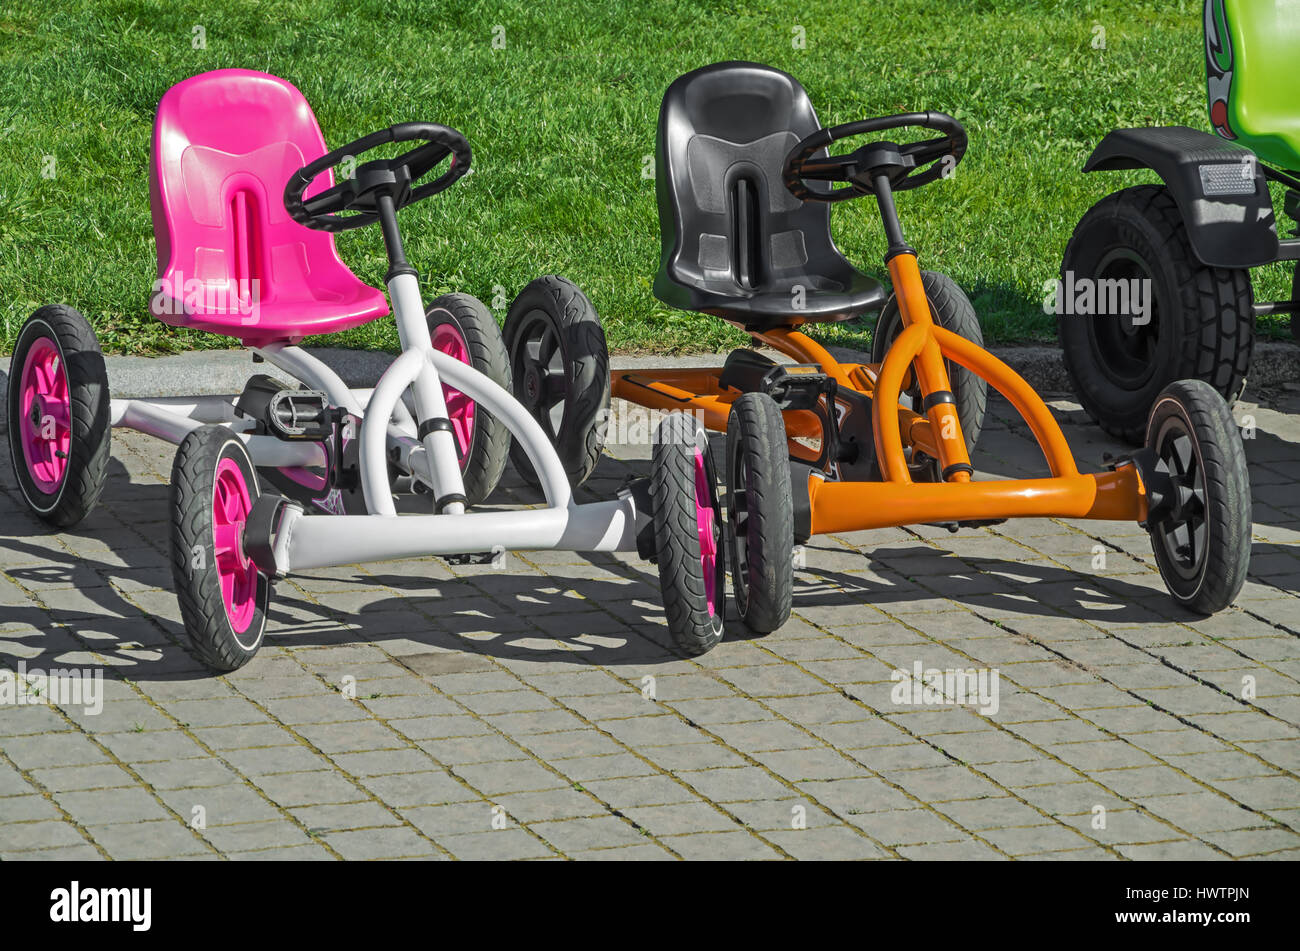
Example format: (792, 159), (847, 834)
(651, 412), (727, 655)
(504, 276), (609, 490)
(6, 306), (111, 528)
(871, 269), (988, 459)
(1144, 379), (1250, 615)
(726, 392), (794, 634)
(426, 293), (512, 506)
(1060, 184), (1254, 444)
(170, 425), (270, 672)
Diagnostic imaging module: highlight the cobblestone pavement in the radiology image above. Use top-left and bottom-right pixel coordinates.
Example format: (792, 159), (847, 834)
(1, 383), (1297, 861)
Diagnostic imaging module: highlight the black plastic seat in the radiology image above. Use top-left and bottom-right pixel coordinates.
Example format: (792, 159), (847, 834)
(653, 62), (887, 331)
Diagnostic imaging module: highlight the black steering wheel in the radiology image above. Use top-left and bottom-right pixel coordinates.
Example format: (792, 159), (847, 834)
(284, 122), (471, 232)
(783, 111), (967, 203)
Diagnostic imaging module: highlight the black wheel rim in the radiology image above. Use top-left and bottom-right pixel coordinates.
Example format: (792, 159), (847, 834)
(1151, 416), (1208, 583)
(1085, 249), (1162, 390)
(510, 309), (570, 439)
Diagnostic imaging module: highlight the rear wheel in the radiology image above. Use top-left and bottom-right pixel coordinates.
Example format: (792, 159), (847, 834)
(651, 412), (726, 655)
(1144, 380), (1250, 615)
(6, 305), (111, 527)
(1060, 185), (1253, 443)
(170, 426), (270, 672)
(504, 276), (609, 490)
(726, 393), (793, 634)
(425, 293), (511, 506)
(872, 270), (987, 479)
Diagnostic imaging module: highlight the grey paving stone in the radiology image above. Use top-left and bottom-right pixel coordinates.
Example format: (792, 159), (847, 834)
(54, 787), (172, 824)
(0, 818), (93, 852)
(157, 784), (282, 826)
(416, 734), (530, 766)
(290, 801), (403, 833)
(452, 759), (565, 795)
(437, 828), (554, 860)
(662, 829), (783, 860)
(531, 815), (646, 852)
(644, 742), (750, 771)
(3, 732), (111, 769)
(843, 807), (969, 847)
(3, 401), (1297, 859)
(621, 801), (738, 836)
(581, 774), (698, 808)
(763, 825), (892, 859)
(0, 794), (62, 823)
(227, 842), (337, 860)
(331, 748), (433, 778)
(200, 820), (314, 853)
(553, 753), (658, 783)
(490, 787), (607, 823)
(571, 842), (677, 860)
(358, 771), (477, 808)
(97, 730), (209, 764)
(28, 763), (135, 793)
(323, 826), (442, 859)
(86, 819), (212, 859)
(1115, 839), (1226, 860)
(1135, 791), (1264, 833)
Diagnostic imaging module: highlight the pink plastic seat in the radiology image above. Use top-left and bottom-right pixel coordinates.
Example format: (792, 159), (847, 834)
(149, 69), (389, 345)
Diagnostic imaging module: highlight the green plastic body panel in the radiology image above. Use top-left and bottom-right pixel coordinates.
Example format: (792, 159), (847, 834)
(1205, 0), (1300, 172)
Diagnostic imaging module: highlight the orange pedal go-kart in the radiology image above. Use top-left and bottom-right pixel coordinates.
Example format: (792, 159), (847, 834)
(606, 62), (1251, 653)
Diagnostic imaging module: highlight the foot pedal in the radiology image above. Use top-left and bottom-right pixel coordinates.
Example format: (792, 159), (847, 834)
(235, 375), (333, 441)
(266, 390), (332, 440)
(719, 349), (831, 412)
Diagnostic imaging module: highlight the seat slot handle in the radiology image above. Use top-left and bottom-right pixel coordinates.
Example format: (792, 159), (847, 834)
(731, 176), (762, 291)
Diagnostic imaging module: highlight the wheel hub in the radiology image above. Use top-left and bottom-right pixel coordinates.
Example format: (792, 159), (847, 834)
(524, 365), (544, 401)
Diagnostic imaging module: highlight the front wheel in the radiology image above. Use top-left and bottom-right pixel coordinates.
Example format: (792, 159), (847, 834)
(426, 293), (512, 506)
(651, 412), (726, 656)
(872, 270), (987, 478)
(170, 426), (271, 671)
(1144, 380), (1250, 615)
(504, 276), (609, 490)
(6, 305), (111, 527)
(726, 392), (793, 634)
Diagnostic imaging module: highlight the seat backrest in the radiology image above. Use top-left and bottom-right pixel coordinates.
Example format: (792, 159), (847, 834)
(149, 69), (349, 316)
(653, 62), (849, 309)
(1205, 0), (1300, 171)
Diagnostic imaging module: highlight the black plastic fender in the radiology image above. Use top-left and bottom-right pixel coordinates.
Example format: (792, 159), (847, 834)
(1083, 125), (1278, 268)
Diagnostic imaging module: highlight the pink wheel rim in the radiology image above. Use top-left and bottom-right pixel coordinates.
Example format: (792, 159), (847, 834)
(212, 458), (258, 634)
(693, 450), (720, 618)
(18, 337), (71, 494)
(431, 322), (475, 468)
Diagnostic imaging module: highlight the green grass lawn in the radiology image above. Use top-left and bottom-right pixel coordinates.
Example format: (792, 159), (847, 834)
(0, 0), (1293, 356)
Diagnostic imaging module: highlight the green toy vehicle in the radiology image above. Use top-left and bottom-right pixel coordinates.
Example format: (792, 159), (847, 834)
(1059, 0), (1300, 442)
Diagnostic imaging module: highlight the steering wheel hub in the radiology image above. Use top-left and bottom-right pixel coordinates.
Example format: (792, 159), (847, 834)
(283, 122), (472, 232)
(783, 111), (967, 203)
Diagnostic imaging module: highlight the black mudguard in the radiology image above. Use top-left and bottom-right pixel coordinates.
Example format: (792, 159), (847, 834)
(1083, 125), (1279, 268)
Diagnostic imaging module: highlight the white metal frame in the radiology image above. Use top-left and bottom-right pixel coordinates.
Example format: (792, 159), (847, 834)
(109, 270), (642, 576)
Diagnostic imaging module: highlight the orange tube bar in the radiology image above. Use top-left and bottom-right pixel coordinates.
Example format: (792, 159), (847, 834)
(930, 326), (1079, 478)
(807, 464), (1145, 535)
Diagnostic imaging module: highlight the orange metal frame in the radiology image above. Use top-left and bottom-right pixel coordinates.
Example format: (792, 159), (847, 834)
(613, 251), (1149, 536)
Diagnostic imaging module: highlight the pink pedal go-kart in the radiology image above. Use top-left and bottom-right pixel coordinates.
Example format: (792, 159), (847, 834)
(6, 69), (726, 670)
